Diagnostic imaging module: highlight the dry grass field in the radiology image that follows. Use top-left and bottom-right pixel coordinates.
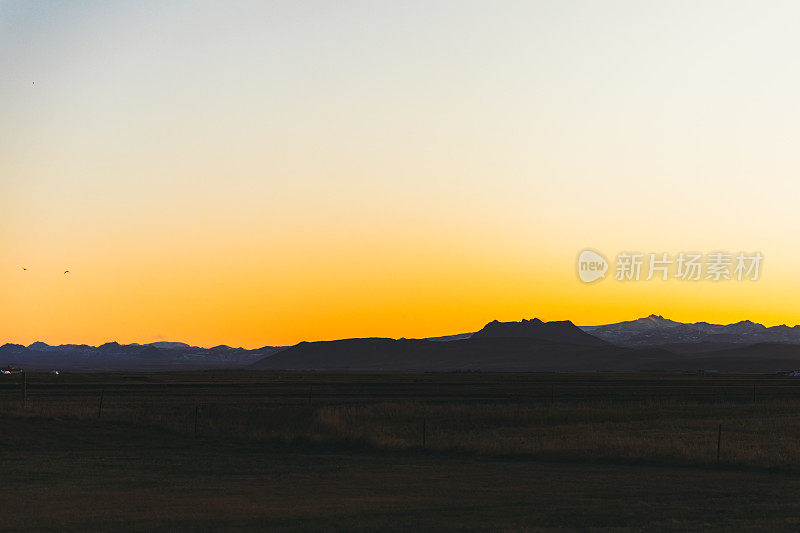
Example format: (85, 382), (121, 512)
(4, 371), (800, 530)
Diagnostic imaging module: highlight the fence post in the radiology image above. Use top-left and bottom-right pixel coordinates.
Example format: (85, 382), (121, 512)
(716, 424), (722, 462)
(98, 390), (104, 418)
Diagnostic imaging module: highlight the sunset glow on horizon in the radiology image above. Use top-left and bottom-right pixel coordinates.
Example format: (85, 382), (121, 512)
(5, 1), (800, 348)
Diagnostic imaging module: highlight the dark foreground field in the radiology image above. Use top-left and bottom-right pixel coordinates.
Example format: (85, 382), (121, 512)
(4, 372), (800, 530)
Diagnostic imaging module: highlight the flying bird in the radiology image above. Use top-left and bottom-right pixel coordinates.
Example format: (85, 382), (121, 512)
(22, 267), (27, 271)
(64, 270), (70, 274)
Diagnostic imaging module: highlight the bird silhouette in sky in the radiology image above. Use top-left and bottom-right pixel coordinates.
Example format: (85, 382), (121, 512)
(22, 267), (27, 271)
(64, 270), (70, 275)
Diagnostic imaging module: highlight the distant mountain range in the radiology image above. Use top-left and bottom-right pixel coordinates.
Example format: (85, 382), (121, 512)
(580, 314), (800, 347)
(252, 316), (800, 372)
(426, 314), (800, 350)
(7, 315), (800, 372)
(250, 336), (670, 372)
(0, 341), (283, 371)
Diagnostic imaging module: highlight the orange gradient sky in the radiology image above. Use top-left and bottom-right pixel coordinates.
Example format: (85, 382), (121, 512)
(4, 1), (800, 348)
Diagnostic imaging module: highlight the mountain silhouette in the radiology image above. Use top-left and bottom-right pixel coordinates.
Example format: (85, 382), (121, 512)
(10, 315), (800, 372)
(0, 342), (284, 371)
(249, 319), (650, 371)
(472, 318), (608, 346)
(250, 335), (668, 371)
(582, 315), (798, 346)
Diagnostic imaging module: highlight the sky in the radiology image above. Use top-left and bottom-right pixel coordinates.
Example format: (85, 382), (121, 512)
(3, 0), (800, 348)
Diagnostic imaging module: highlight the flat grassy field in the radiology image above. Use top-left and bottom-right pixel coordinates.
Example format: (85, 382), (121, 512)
(3, 372), (800, 530)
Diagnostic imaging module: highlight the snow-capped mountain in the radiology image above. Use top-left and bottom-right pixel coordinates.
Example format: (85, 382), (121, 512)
(580, 314), (800, 346)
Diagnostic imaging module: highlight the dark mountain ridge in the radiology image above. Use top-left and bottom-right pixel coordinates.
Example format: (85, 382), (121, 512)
(9, 315), (800, 373)
(251, 335), (669, 371)
(0, 342), (285, 371)
(472, 318), (608, 346)
(581, 314), (800, 346)
(251, 317), (800, 372)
